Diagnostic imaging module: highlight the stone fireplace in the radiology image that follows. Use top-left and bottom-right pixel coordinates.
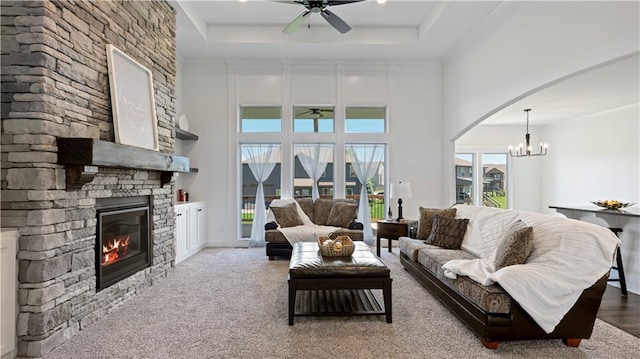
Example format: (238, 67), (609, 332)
(1, 1), (179, 356)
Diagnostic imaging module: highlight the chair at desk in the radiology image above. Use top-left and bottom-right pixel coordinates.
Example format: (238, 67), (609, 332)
(608, 227), (627, 297)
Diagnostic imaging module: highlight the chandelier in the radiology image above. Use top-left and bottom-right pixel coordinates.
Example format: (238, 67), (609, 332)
(508, 109), (548, 157)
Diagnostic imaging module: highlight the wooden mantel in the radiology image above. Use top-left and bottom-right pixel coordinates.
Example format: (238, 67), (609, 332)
(57, 138), (190, 189)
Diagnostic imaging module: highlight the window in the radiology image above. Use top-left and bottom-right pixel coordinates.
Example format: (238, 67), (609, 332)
(482, 153), (508, 209)
(454, 153), (474, 205)
(293, 144), (334, 199)
(293, 106), (334, 133)
(240, 106), (281, 133)
(240, 144), (281, 239)
(455, 150), (509, 209)
(238, 103), (390, 241)
(345, 144), (386, 221)
(345, 107), (385, 133)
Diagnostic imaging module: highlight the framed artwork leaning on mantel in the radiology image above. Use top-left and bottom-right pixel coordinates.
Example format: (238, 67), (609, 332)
(105, 44), (159, 151)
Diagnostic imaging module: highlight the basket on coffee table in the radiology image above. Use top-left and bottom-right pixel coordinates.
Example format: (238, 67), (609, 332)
(318, 235), (355, 257)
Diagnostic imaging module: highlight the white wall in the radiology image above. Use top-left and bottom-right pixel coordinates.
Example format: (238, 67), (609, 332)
(441, 1), (639, 205)
(180, 61), (443, 246)
(174, 59), (185, 194)
(541, 106), (640, 294)
(181, 62), (229, 243)
(541, 106), (639, 211)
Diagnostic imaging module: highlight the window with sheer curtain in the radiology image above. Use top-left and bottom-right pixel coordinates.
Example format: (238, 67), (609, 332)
(346, 144), (386, 244)
(238, 104), (390, 243)
(241, 144), (281, 247)
(293, 144), (334, 200)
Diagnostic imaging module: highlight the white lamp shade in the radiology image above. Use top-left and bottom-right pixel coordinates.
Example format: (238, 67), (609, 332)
(390, 182), (412, 199)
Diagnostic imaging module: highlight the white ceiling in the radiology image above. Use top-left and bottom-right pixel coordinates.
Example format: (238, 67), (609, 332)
(170, 0), (640, 126)
(170, 0), (506, 61)
(480, 54), (640, 126)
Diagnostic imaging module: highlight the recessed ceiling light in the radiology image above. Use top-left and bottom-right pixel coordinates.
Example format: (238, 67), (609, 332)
(376, 0), (388, 4)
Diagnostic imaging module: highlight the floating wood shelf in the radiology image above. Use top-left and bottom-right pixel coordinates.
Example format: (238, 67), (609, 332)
(175, 128), (198, 140)
(57, 138), (191, 189)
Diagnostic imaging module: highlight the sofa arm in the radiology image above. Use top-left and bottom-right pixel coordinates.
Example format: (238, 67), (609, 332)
(348, 221), (364, 230)
(265, 221), (278, 230)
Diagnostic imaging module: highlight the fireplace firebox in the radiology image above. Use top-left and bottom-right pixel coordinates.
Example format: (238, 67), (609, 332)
(96, 196), (152, 290)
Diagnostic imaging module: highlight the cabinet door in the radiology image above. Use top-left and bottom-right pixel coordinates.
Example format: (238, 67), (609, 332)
(188, 205), (198, 251)
(175, 205), (189, 263)
(194, 203), (207, 248)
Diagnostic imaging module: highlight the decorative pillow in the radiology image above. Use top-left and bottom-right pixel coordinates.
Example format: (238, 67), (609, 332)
(313, 199), (336, 225)
(417, 207), (457, 240)
(326, 202), (358, 228)
(270, 203), (303, 228)
(296, 198), (315, 222)
(478, 211), (519, 260)
(424, 215), (469, 249)
(494, 220), (534, 270)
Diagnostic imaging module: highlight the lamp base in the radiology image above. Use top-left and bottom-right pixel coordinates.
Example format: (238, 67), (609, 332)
(396, 198), (404, 222)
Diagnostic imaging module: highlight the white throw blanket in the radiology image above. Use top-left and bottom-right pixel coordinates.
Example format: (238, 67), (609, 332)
(278, 224), (341, 245)
(443, 210), (620, 333)
(267, 198), (341, 245)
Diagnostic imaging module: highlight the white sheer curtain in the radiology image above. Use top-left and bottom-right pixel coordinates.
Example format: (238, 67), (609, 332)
(346, 144), (385, 244)
(242, 144), (281, 247)
(294, 144), (333, 200)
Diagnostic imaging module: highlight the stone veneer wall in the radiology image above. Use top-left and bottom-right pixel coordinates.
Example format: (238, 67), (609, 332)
(1, 1), (177, 356)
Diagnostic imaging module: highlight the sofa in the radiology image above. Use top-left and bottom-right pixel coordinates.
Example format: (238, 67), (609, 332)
(265, 198), (364, 260)
(399, 204), (618, 349)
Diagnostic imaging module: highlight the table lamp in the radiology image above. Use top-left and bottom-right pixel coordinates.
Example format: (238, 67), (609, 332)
(390, 181), (412, 221)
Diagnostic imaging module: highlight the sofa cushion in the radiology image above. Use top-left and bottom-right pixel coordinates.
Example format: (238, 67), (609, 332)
(416, 248), (511, 314)
(313, 198), (355, 225)
(494, 219), (534, 270)
(326, 202), (358, 228)
(313, 199), (335, 225)
(417, 207), (457, 240)
(271, 203), (303, 228)
(424, 216), (469, 249)
(296, 198), (315, 222)
(399, 237), (438, 261)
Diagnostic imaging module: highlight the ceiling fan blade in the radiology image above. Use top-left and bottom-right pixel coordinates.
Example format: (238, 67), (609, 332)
(320, 9), (351, 34)
(283, 10), (311, 33)
(272, 0), (306, 5)
(326, 0), (365, 5)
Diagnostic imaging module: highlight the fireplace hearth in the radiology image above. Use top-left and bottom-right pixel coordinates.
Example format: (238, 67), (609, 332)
(96, 196), (152, 290)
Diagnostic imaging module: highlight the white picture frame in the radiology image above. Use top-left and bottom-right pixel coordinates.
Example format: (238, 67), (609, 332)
(106, 44), (159, 151)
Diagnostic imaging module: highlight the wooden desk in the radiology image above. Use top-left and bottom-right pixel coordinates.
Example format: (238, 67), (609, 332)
(376, 220), (416, 257)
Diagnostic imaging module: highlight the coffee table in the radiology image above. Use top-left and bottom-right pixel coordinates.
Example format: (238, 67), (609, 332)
(288, 241), (392, 325)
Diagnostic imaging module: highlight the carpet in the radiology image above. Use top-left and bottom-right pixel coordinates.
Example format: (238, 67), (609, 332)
(45, 247), (640, 359)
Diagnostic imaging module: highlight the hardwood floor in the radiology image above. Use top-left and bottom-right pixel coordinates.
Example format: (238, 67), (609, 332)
(597, 285), (640, 338)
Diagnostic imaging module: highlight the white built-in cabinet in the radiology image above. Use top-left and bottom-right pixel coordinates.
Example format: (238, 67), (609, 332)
(175, 201), (207, 264)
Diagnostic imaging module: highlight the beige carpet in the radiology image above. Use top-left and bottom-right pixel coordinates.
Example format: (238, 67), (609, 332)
(45, 247), (640, 359)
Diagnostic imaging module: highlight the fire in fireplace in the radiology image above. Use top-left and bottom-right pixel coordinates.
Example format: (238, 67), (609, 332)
(96, 196), (152, 290)
(102, 229), (132, 266)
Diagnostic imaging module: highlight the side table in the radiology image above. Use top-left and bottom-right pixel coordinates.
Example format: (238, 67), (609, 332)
(376, 220), (416, 257)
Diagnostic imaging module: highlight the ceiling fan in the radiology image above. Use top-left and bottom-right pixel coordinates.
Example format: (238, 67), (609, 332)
(277, 0), (364, 34)
(295, 108), (333, 118)
(295, 108), (334, 132)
